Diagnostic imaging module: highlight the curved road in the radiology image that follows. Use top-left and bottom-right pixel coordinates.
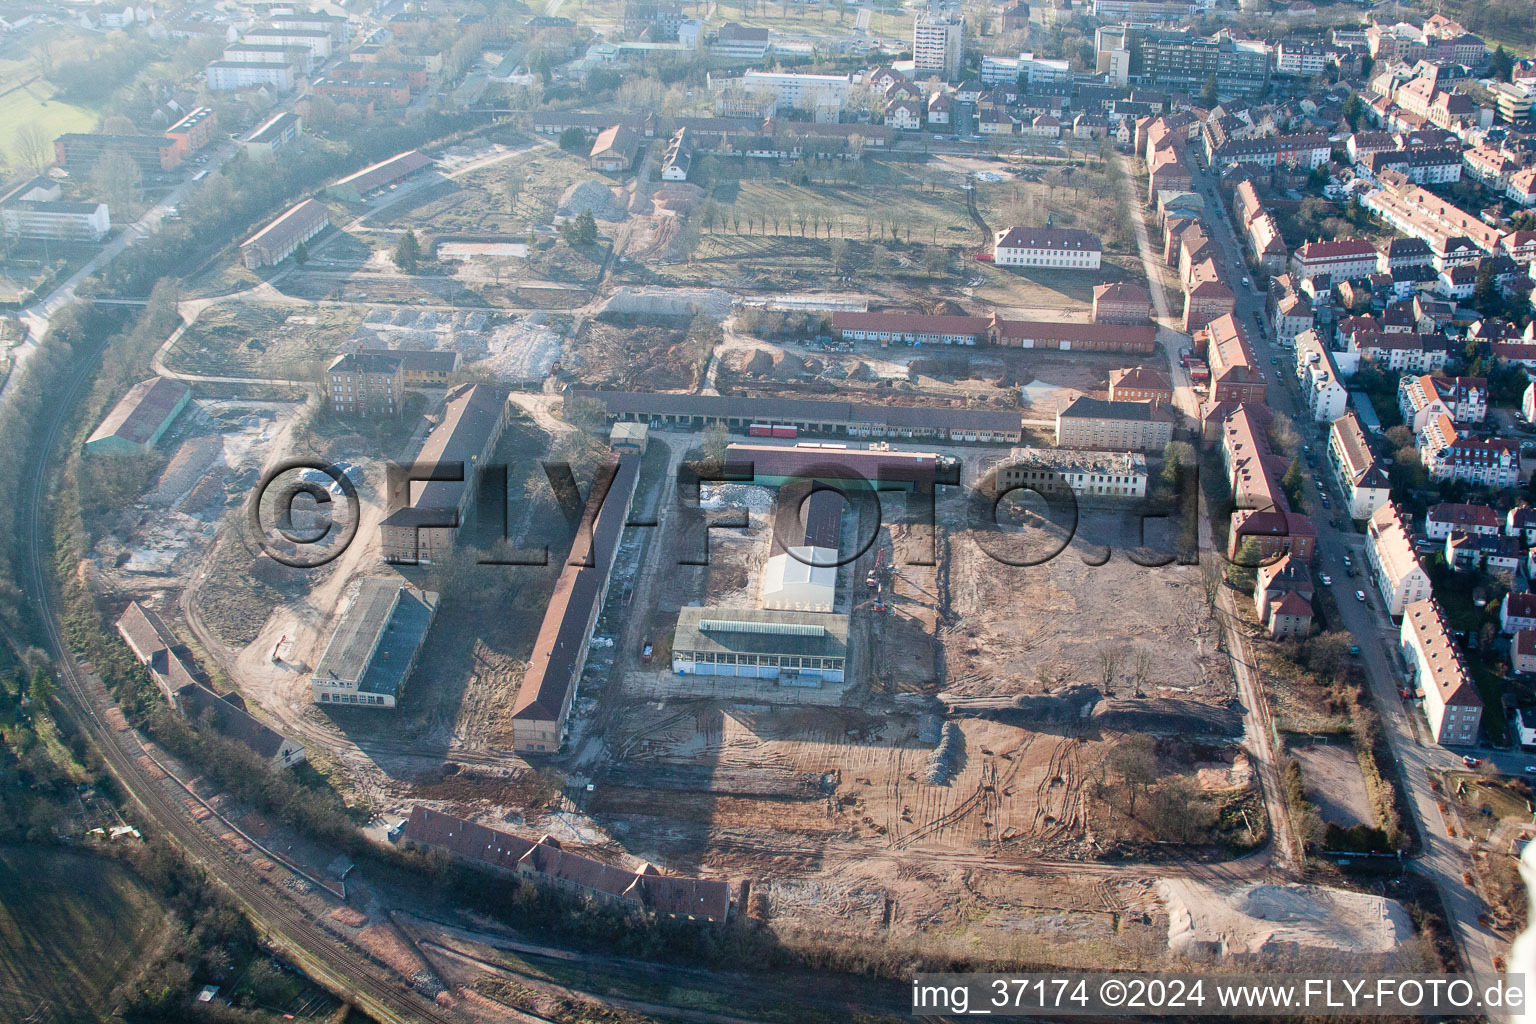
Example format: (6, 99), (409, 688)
(17, 340), (462, 1024)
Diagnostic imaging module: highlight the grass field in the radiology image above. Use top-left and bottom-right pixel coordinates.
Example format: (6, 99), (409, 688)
(0, 845), (162, 1023)
(705, 176), (977, 245)
(0, 79), (97, 151)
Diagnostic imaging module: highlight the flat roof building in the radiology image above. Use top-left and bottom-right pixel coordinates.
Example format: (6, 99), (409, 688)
(672, 606), (849, 685)
(54, 133), (181, 174)
(205, 60), (295, 92)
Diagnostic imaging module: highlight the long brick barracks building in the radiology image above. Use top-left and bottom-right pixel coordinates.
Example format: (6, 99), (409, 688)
(828, 311), (1157, 352)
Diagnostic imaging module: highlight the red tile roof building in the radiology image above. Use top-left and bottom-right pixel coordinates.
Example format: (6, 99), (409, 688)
(512, 454), (641, 753)
(1203, 314), (1267, 405)
(402, 807), (730, 921)
(1289, 238), (1380, 284)
(1419, 414), (1519, 487)
(1401, 598), (1481, 746)
(1092, 282), (1153, 324)
(239, 198), (329, 269)
(1218, 404), (1315, 563)
(1107, 365), (1173, 403)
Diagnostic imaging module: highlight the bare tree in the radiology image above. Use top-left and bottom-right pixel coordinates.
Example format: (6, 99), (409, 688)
(701, 421), (731, 463)
(1201, 558), (1224, 608)
(1107, 734), (1157, 815)
(1128, 646), (1153, 696)
(90, 148), (141, 216)
(1098, 648), (1121, 689)
(1143, 777), (1215, 843)
(13, 122), (50, 174)
(828, 236), (848, 274)
(1268, 411), (1300, 456)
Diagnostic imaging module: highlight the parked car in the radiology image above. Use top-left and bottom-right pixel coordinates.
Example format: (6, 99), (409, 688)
(1463, 756), (1482, 768)
(1319, 574), (1333, 585)
(1525, 766), (1536, 775)
(640, 639), (654, 663)
(1355, 590), (1367, 602)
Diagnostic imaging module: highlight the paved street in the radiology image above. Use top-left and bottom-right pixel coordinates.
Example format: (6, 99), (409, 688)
(1183, 154), (1517, 973)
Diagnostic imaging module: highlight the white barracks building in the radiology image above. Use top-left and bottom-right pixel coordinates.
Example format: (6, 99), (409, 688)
(992, 227), (1102, 269)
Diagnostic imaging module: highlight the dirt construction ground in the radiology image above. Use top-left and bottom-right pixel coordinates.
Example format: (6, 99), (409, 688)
(589, 704), (1113, 869)
(941, 504), (1227, 703)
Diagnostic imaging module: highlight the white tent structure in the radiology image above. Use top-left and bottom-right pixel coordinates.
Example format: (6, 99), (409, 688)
(760, 546), (837, 612)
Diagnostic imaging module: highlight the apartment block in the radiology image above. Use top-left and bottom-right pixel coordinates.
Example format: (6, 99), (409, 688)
(1401, 598), (1482, 746)
(1329, 411), (1390, 520)
(1054, 397), (1174, 451)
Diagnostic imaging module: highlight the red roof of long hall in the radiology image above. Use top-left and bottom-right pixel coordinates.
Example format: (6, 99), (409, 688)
(87, 376), (190, 446)
(990, 319), (1157, 347)
(402, 806), (731, 919)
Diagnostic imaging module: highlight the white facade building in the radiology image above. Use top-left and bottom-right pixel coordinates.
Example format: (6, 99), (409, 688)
(206, 60), (295, 91)
(0, 177), (109, 242)
(1329, 412), (1391, 520)
(980, 52), (1071, 86)
(1365, 502), (1432, 618)
(1293, 330), (1349, 423)
(992, 226), (1102, 269)
(913, 9), (964, 80)
(240, 27), (333, 59)
(739, 70), (850, 115)
(1401, 598), (1483, 746)
(760, 546), (838, 612)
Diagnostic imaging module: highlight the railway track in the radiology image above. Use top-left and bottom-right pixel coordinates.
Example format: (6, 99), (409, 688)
(17, 342), (460, 1024)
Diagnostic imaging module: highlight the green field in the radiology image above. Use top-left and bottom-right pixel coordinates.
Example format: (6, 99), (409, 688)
(0, 79), (96, 151)
(0, 845), (162, 1023)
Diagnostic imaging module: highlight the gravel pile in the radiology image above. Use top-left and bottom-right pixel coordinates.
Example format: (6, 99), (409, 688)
(1159, 879), (1412, 959)
(558, 180), (628, 221)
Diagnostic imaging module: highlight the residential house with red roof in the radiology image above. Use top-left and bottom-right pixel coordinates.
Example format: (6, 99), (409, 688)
(1402, 598), (1482, 745)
